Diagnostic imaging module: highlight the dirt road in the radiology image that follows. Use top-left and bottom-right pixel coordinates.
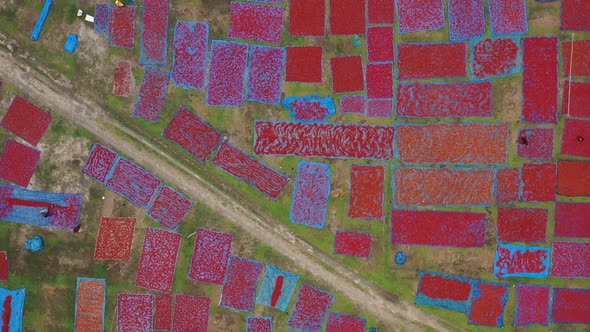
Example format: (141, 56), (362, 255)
(0, 46), (461, 331)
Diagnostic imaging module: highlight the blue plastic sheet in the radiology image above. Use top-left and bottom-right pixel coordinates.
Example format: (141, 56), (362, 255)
(256, 264), (300, 311)
(0, 288), (26, 332)
(25, 236), (44, 253)
(64, 34), (78, 54)
(31, 0), (53, 41)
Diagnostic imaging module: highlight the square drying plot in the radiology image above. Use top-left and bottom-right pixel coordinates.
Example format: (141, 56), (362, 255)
(330, 56), (364, 93)
(172, 294), (210, 332)
(448, 0), (485, 40)
(286, 46), (323, 83)
(117, 293), (154, 332)
(289, 0), (325, 36)
(0, 139), (41, 188)
(135, 227), (181, 293)
(1, 95), (51, 146)
(329, 0), (365, 35)
(514, 284), (550, 326)
(94, 217), (136, 260)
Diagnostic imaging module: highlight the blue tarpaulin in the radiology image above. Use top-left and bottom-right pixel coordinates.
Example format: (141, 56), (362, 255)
(256, 264), (299, 311)
(0, 288), (26, 332)
(64, 34), (78, 54)
(25, 236), (44, 253)
(31, 0), (53, 41)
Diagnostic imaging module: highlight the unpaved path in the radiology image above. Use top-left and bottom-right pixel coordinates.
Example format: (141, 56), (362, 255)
(0, 47), (462, 332)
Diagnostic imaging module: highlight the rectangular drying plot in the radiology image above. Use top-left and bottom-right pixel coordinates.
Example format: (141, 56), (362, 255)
(552, 288), (590, 324)
(326, 313), (366, 332)
(287, 284), (334, 332)
(206, 40), (249, 107)
(246, 45), (285, 105)
(366, 63), (393, 99)
(494, 244), (550, 278)
(163, 106), (222, 163)
(523, 37), (558, 123)
(117, 293), (154, 332)
(254, 121), (395, 160)
(0, 185), (82, 231)
(228, 2), (284, 43)
(105, 158), (162, 208)
(75, 278), (106, 332)
(212, 142), (289, 200)
(393, 168), (495, 206)
(554, 202), (590, 238)
(396, 123), (508, 164)
(220, 256), (264, 312)
(132, 66), (169, 122)
(108, 6), (136, 48)
(367, 26), (394, 63)
(113, 61), (134, 97)
(171, 21), (208, 90)
(449, 0), (485, 40)
(497, 207), (548, 243)
(469, 281), (509, 327)
(189, 228), (233, 285)
(290, 161), (330, 229)
(334, 231), (372, 258)
(155, 294), (173, 331)
(415, 271), (474, 313)
(396, 82), (492, 117)
(172, 294), (210, 332)
(495, 168), (520, 203)
(135, 227), (181, 293)
(392, 210), (487, 247)
(348, 164), (384, 219)
(397, 42), (466, 79)
(550, 241), (590, 278)
(140, 0), (168, 66)
(94, 4), (112, 34)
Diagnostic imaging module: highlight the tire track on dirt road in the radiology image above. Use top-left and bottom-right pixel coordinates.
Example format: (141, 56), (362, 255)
(0, 47), (462, 332)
